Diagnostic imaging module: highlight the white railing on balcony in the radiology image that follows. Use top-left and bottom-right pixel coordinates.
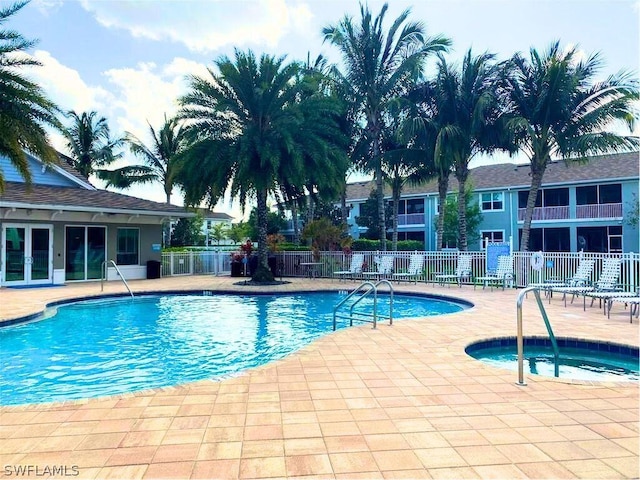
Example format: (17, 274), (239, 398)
(518, 205), (569, 221)
(576, 203), (623, 219)
(397, 213), (425, 226)
(159, 249), (640, 293)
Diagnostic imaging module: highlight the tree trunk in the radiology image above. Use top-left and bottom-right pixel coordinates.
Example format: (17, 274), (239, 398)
(291, 202), (300, 245)
(456, 168), (469, 251)
(255, 188), (273, 280)
(373, 139), (387, 251)
(436, 173), (449, 251)
(391, 186), (400, 252)
(340, 187), (348, 227)
(520, 166), (546, 252)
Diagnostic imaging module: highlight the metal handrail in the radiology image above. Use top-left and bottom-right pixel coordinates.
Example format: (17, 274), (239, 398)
(333, 280), (394, 330)
(101, 260), (134, 298)
(516, 286), (559, 386)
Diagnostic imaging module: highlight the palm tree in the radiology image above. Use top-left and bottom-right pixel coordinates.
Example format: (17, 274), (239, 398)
(503, 41), (639, 251)
(0, 0), (59, 192)
(179, 49), (347, 281)
(125, 114), (189, 204)
(323, 2), (450, 251)
(430, 50), (510, 251)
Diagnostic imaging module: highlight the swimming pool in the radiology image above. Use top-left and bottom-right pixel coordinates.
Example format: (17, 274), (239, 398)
(466, 337), (639, 382)
(0, 291), (466, 405)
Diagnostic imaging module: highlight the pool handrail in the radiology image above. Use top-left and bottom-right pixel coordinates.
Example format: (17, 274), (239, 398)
(333, 280), (394, 330)
(516, 286), (559, 386)
(101, 260), (134, 298)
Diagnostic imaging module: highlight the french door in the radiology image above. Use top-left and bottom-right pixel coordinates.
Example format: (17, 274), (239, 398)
(1, 224), (53, 286)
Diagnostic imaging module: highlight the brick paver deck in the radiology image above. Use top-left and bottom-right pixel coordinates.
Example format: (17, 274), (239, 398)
(0, 276), (637, 479)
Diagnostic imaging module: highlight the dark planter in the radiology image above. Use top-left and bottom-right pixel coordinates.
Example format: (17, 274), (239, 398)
(268, 256), (277, 277)
(248, 255), (259, 277)
(230, 261), (243, 277)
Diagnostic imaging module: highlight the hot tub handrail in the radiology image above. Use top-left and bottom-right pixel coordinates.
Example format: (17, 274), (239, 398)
(516, 286), (559, 386)
(101, 260), (134, 298)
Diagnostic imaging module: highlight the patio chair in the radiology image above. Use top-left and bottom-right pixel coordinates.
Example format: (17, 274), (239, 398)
(392, 254), (424, 284)
(433, 255), (473, 287)
(333, 253), (364, 282)
(551, 257), (621, 308)
(529, 258), (596, 290)
(475, 255), (513, 290)
(607, 295), (640, 323)
(362, 255), (394, 281)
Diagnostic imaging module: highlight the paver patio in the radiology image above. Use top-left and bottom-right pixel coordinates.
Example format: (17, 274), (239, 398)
(0, 276), (637, 479)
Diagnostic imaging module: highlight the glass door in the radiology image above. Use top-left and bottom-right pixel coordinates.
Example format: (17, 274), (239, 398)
(1, 224), (53, 285)
(65, 226), (106, 281)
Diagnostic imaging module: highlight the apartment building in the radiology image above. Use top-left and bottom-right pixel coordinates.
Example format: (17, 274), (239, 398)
(344, 152), (639, 252)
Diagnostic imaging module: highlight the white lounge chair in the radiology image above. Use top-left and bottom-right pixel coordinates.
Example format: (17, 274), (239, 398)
(551, 257), (621, 308)
(333, 253), (364, 281)
(392, 254), (424, 284)
(529, 258), (595, 290)
(433, 255), (472, 287)
(607, 295), (640, 323)
(363, 255), (394, 281)
(475, 255), (513, 290)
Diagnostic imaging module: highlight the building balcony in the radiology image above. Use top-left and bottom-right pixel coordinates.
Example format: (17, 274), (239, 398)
(517, 202), (623, 222)
(397, 213), (425, 226)
(576, 203), (623, 219)
(518, 205), (569, 221)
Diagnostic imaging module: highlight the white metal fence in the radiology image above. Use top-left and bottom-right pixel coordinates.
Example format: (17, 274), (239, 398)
(160, 250), (639, 292)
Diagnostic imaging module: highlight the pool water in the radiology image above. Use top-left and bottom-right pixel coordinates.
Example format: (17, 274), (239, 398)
(0, 292), (464, 405)
(467, 339), (639, 382)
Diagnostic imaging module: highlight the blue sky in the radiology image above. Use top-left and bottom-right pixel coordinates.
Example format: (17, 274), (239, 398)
(13, 0), (640, 218)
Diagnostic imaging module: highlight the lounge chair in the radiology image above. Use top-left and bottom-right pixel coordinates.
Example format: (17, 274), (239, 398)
(551, 257), (621, 308)
(475, 255), (513, 290)
(362, 255), (394, 281)
(392, 254), (424, 284)
(433, 255), (472, 287)
(333, 253), (364, 281)
(607, 295), (640, 323)
(529, 258), (595, 290)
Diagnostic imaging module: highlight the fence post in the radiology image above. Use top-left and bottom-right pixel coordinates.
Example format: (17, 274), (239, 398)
(170, 252), (174, 276)
(190, 251), (194, 275)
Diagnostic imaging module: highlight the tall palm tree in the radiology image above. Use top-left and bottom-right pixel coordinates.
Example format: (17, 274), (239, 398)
(0, 0), (59, 192)
(503, 41), (639, 251)
(179, 49), (347, 281)
(323, 2), (450, 251)
(125, 114), (189, 204)
(430, 50), (510, 251)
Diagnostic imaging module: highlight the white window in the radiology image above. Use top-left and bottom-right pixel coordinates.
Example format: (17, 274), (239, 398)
(480, 230), (505, 249)
(481, 192), (504, 211)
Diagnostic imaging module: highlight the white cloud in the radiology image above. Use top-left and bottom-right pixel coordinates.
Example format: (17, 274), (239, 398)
(29, 50), (113, 113)
(30, 0), (64, 16)
(77, 0), (314, 53)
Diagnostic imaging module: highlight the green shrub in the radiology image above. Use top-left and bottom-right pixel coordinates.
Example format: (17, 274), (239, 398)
(351, 239), (424, 251)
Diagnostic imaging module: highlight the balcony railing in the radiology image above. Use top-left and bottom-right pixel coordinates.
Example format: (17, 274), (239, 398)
(397, 213), (425, 226)
(576, 203), (623, 219)
(518, 205), (569, 221)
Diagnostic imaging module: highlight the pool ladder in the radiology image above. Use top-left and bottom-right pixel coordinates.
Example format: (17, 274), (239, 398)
(333, 280), (394, 331)
(516, 286), (559, 385)
(101, 260), (134, 298)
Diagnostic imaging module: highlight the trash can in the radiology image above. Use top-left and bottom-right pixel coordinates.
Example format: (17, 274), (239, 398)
(147, 260), (161, 279)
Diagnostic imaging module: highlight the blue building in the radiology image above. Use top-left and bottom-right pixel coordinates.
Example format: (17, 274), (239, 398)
(345, 152), (639, 253)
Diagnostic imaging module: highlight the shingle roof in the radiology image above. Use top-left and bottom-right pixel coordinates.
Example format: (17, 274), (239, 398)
(0, 182), (191, 216)
(195, 208), (234, 221)
(346, 151), (640, 201)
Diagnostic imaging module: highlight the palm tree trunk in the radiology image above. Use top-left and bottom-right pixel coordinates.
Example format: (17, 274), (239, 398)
(391, 187), (400, 252)
(340, 187), (348, 227)
(373, 138), (387, 251)
(291, 202), (300, 245)
(256, 188), (271, 273)
(436, 173), (449, 251)
(456, 169), (469, 251)
(520, 166), (545, 252)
